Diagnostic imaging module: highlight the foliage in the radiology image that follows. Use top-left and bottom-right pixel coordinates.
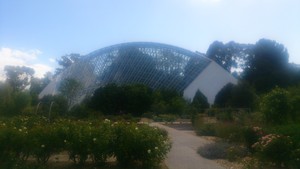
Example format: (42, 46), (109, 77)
(89, 84), (153, 116)
(214, 83), (234, 107)
(152, 114), (177, 122)
(58, 78), (82, 107)
(191, 90), (209, 112)
(0, 83), (31, 116)
(252, 134), (293, 167)
(4, 65), (35, 92)
(260, 87), (291, 125)
(214, 82), (257, 109)
(29, 76), (51, 105)
(113, 122), (171, 168)
(55, 53), (81, 75)
(39, 95), (68, 117)
(195, 123), (216, 136)
(0, 116), (171, 168)
(152, 89), (187, 116)
(243, 39), (290, 93)
(206, 41), (253, 73)
(243, 126), (264, 152)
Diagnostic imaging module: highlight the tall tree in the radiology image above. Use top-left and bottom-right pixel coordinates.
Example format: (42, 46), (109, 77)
(243, 39), (290, 93)
(4, 65), (35, 92)
(55, 53), (81, 75)
(206, 41), (253, 74)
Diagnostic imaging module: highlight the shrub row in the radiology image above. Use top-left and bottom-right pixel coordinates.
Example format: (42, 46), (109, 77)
(0, 116), (171, 169)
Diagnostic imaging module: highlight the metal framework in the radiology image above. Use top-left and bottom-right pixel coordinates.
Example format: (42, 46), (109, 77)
(40, 42), (211, 100)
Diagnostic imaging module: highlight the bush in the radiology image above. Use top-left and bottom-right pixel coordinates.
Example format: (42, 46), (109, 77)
(195, 123), (216, 136)
(243, 126), (264, 152)
(214, 122), (244, 142)
(260, 87), (291, 125)
(112, 122), (171, 168)
(152, 114), (177, 122)
(252, 134), (293, 167)
(193, 114), (216, 136)
(0, 116), (171, 168)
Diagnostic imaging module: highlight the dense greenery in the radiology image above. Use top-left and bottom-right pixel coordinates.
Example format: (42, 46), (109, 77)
(88, 84), (189, 117)
(0, 116), (171, 169)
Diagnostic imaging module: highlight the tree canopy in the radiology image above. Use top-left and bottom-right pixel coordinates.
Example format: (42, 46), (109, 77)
(243, 39), (290, 93)
(55, 53), (81, 75)
(4, 65), (35, 92)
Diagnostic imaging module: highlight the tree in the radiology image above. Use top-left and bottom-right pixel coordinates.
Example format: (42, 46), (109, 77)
(58, 78), (82, 107)
(191, 90), (209, 112)
(214, 82), (257, 109)
(55, 53), (81, 75)
(4, 65), (35, 91)
(206, 41), (253, 74)
(123, 84), (153, 116)
(0, 82), (31, 116)
(151, 89), (187, 115)
(29, 74), (52, 105)
(214, 83), (235, 107)
(88, 84), (153, 116)
(230, 82), (257, 109)
(243, 39), (290, 93)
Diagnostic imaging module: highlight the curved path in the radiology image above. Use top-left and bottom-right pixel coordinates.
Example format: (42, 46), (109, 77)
(151, 123), (225, 169)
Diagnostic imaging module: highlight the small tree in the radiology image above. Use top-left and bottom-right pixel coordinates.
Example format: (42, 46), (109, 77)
(191, 90), (209, 113)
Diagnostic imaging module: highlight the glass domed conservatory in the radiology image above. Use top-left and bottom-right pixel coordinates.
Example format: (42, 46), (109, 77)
(40, 42), (237, 105)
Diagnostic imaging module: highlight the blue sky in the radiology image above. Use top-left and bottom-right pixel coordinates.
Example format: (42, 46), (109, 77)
(0, 0), (299, 79)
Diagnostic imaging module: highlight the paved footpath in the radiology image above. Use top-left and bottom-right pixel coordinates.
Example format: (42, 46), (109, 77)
(151, 123), (225, 169)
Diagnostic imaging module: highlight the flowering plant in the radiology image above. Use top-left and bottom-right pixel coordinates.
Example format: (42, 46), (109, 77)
(252, 134), (293, 166)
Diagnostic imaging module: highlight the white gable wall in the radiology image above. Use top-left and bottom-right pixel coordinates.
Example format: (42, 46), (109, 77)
(183, 61), (238, 105)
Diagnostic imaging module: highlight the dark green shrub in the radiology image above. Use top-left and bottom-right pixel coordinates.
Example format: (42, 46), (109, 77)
(30, 126), (61, 164)
(260, 87), (291, 125)
(215, 109), (233, 122)
(196, 123), (216, 136)
(112, 122), (171, 168)
(214, 122), (244, 142)
(89, 121), (113, 165)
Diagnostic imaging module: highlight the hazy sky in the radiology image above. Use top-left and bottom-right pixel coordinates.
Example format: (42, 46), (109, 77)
(0, 0), (299, 79)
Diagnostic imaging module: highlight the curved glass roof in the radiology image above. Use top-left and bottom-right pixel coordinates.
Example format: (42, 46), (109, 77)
(41, 42), (211, 98)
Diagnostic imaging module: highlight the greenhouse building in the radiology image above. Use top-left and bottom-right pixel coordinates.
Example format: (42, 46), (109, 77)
(39, 42), (237, 105)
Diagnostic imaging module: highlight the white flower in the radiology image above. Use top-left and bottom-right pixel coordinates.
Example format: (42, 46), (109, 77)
(64, 140), (67, 143)
(155, 147), (158, 150)
(18, 129), (22, 132)
(41, 145), (45, 148)
(135, 127), (138, 130)
(147, 149), (151, 153)
(93, 138), (97, 142)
